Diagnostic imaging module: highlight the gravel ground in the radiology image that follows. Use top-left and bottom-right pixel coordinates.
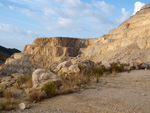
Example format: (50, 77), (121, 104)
(7, 70), (150, 113)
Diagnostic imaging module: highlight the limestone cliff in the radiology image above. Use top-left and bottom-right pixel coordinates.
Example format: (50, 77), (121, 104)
(1, 4), (150, 75)
(83, 4), (150, 64)
(0, 37), (94, 75)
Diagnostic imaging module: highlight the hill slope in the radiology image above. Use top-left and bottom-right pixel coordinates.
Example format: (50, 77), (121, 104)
(0, 3), (150, 75)
(0, 45), (20, 63)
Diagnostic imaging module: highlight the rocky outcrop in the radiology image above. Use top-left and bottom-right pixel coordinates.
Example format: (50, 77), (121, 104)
(0, 37), (94, 75)
(1, 4), (150, 75)
(82, 4), (150, 64)
(32, 69), (62, 89)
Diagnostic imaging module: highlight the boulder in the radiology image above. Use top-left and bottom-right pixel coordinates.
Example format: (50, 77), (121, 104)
(55, 60), (72, 72)
(68, 64), (80, 73)
(79, 60), (95, 73)
(32, 69), (62, 89)
(138, 63), (148, 69)
(58, 64), (80, 74)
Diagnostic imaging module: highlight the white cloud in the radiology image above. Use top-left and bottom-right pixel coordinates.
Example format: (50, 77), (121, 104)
(94, 1), (115, 14)
(7, 0), (128, 37)
(119, 8), (129, 23)
(8, 5), (39, 19)
(133, 2), (145, 15)
(0, 3), (3, 7)
(0, 23), (40, 38)
(9, 5), (14, 10)
(13, 0), (115, 32)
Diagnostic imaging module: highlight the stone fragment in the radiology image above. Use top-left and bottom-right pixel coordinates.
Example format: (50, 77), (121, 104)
(19, 103), (29, 110)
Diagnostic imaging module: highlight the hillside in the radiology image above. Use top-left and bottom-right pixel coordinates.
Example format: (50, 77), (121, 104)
(0, 4), (150, 75)
(0, 45), (20, 63)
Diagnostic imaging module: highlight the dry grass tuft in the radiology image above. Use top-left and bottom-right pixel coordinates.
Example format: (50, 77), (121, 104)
(28, 90), (45, 102)
(42, 82), (58, 97)
(4, 89), (16, 99)
(0, 99), (15, 111)
(60, 72), (91, 94)
(16, 74), (32, 88)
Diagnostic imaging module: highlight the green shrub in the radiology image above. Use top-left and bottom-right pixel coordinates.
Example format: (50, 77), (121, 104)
(78, 63), (85, 72)
(60, 71), (66, 80)
(119, 63), (124, 72)
(16, 74), (32, 88)
(110, 63), (125, 72)
(93, 65), (105, 75)
(42, 82), (58, 97)
(95, 73), (102, 83)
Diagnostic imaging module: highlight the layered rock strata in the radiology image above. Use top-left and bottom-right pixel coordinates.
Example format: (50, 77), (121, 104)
(1, 4), (150, 75)
(0, 37), (94, 75)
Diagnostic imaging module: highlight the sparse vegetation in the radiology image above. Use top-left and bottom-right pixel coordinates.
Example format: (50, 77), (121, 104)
(42, 82), (58, 97)
(0, 99), (15, 111)
(4, 89), (16, 99)
(95, 73), (102, 83)
(110, 62), (125, 73)
(28, 90), (45, 102)
(16, 74), (32, 88)
(0, 60), (129, 111)
(78, 63), (85, 72)
(60, 71), (66, 80)
(60, 72), (91, 94)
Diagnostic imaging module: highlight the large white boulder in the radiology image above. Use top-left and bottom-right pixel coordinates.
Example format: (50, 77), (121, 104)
(32, 69), (62, 89)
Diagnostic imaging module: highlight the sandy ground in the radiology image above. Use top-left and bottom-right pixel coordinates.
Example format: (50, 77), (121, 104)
(8, 70), (150, 113)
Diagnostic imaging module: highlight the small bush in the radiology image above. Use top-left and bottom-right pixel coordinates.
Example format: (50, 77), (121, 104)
(110, 63), (125, 73)
(60, 71), (66, 80)
(95, 73), (102, 83)
(42, 82), (58, 97)
(16, 74), (32, 88)
(0, 99), (15, 111)
(60, 72), (91, 94)
(28, 90), (45, 102)
(4, 89), (16, 99)
(94, 65), (105, 74)
(118, 63), (124, 72)
(78, 63), (85, 72)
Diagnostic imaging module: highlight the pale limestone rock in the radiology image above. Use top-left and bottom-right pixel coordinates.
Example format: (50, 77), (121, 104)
(68, 64), (80, 73)
(102, 61), (111, 70)
(32, 69), (62, 89)
(58, 64), (80, 74)
(14, 53), (24, 59)
(19, 103), (29, 110)
(56, 61), (72, 71)
(25, 88), (33, 95)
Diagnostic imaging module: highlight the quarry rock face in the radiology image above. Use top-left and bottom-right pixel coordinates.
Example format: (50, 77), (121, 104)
(0, 37), (94, 75)
(83, 5), (150, 64)
(0, 4), (150, 75)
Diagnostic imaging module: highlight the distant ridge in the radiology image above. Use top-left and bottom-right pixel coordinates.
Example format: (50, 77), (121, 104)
(0, 45), (20, 63)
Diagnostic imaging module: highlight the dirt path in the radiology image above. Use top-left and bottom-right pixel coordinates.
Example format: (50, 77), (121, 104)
(9, 70), (150, 113)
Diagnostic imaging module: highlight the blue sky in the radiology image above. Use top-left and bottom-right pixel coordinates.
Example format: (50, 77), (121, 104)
(0, 0), (149, 50)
